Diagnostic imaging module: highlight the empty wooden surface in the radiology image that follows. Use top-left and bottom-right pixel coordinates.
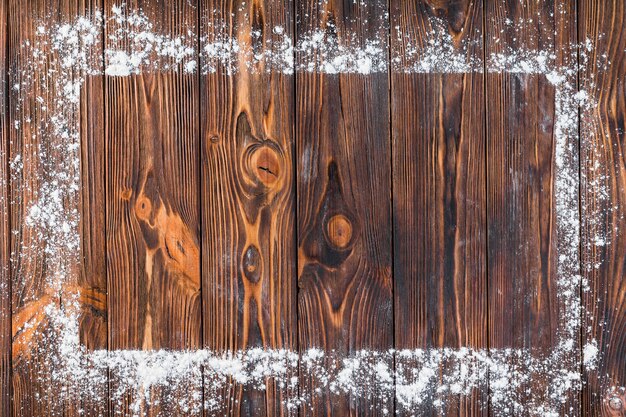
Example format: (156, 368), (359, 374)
(200, 1), (296, 415)
(391, 1), (487, 415)
(580, 1), (626, 415)
(0, 1), (625, 416)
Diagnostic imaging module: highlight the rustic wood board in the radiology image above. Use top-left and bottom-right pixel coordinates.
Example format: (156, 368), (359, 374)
(2, 0), (626, 415)
(104, 0), (202, 405)
(9, 2), (56, 413)
(105, 69), (202, 414)
(1, 0), (9, 414)
(485, 1), (579, 414)
(80, 76), (107, 353)
(390, 0), (487, 415)
(580, 1), (626, 415)
(8, 1), (102, 416)
(78, 30), (108, 417)
(106, 72), (202, 415)
(295, 1), (393, 415)
(200, 1), (297, 415)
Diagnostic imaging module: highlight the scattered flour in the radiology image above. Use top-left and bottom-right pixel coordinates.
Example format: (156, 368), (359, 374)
(3, 4), (620, 417)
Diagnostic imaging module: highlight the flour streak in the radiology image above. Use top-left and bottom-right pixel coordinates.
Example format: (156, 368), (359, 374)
(4, 4), (616, 416)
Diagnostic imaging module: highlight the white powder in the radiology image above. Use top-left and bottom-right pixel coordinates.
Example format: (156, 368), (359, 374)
(583, 341), (599, 370)
(5, 4), (619, 417)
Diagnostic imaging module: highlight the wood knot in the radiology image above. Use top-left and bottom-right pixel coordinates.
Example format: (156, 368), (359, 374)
(326, 214), (353, 249)
(242, 245), (262, 283)
(121, 188), (132, 200)
(210, 135), (220, 144)
(249, 145), (281, 187)
(134, 196), (152, 221)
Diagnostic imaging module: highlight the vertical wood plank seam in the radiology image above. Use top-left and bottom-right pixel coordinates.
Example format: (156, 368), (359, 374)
(103, 4), (113, 414)
(575, 0), (583, 414)
(196, 0), (205, 414)
(481, 0), (490, 414)
(385, 0), (396, 415)
(100, 1), (110, 414)
(293, 0), (300, 414)
(295, 1), (300, 415)
(5, 0), (12, 413)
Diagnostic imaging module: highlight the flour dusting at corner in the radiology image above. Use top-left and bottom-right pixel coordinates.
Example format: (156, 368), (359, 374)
(5, 3), (617, 416)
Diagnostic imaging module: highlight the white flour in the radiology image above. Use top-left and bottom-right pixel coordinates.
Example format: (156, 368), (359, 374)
(2, 4), (619, 416)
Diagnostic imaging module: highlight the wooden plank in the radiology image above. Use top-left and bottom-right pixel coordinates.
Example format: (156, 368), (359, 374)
(295, 1), (392, 415)
(104, 2), (202, 411)
(106, 73), (202, 415)
(580, 1), (626, 415)
(104, 0), (201, 414)
(9, 2), (57, 413)
(77, 72), (108, 416)
(200, 1), (297, 415)
(106, 71), (202, 414)
(8, 2), (102, 416)
(75, 18), (108, 416)
(1, 0), (9, 414)
(485, 1), (579, 415)
(390, 1), (486, 416)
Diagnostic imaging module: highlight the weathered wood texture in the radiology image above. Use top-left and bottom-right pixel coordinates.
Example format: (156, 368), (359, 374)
(78, 28), (108, 417)
(296, 1), (393, 415)
(580, 1), (626, 415)
(485, 1), (579, 414)
(1, 0), (9, 415)
(106, 73), (202, 415)
(106, 71), (202, 414)
(80, 76), (107, 354)
(105, 6), (202, 398)
(104, 0), (201, 414)
(8, 1), (102, 416)
(391, 1), (486, 416)
(200, 1), (297, 415)
(4, 0), (626, 416)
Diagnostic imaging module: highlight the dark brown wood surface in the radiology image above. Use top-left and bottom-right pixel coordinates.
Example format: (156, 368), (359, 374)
(9, 1), (55, 413)
(296, 1), (393, 416)
(580, 1), (626, 416)
(106, 72), (202, 414)
(1, 0), (626, 416)
(104, 3), (201, 415)
(8, 1), (102, 416)
(485, 1), (579, 414)
(391, 1), (486, 415)
(200, 1), (297, 415)
(78, 14), (107, 417)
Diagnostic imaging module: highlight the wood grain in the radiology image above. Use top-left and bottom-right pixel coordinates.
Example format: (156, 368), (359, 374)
(9, 2), (54, 412)
(80, 77), (107, 354)
(200, 1), (297, 415)
(78, 44), (108, 417)
(105, 72), (201, 415)
(485, 1), (579, 415)
(1, 1), (625, 415)
(580, 1), (626, 415)
(8, 2), (102, 416)
(104, 1), (201, 414)
(296, 1), (392, 415)
(391, 1), (486, 416)
(1, 0), (9, 414)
